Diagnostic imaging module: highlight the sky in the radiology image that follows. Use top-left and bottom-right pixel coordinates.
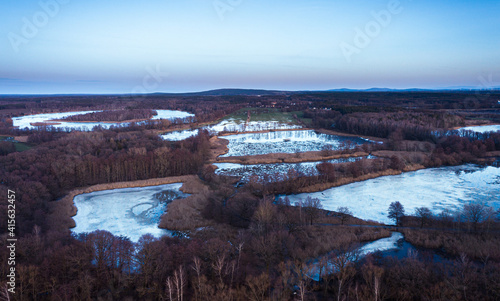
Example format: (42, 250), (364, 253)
(1, 0), (499, 94)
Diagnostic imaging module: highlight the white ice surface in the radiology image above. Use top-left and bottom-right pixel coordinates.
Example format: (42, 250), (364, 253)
(161, 129), (199, 141)
(207, 119), (302, 133)
(458, 125), (500, 133)
(72, 183), (189, 242)
(214, 156), (372, 181)
(12, 110), (194, 131)
(12, 111), (97, 129)
(308, 232), (403, 281)
(286, 165), (500, 225)
(358, 232), (403, 256)
(159, 119), (302, 141)
(152, 110), (194, 120)
(220, 130), (368, 157)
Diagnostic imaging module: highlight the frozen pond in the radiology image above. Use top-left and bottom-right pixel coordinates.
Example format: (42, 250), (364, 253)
(207, 118), (302, 133)
(12, 110), (194, 131)
(458, 124), (500, 133)
(161, 129), (199, 141)
(309, 232), (447, 281)
(220, 130), (369, 157)
(214, 156), (373, 181)
(287, 165), (500, 225)
(309, 232), (403, 281)
(72, 183), (189, 241)
(160, 120), (302, 141)
(358, 232), (403, 256)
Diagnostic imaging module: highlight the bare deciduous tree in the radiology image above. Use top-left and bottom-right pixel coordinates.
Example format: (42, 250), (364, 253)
(388, 201), (405, 226)
(415, 207), (433, 228)
(462, 203), (487, 232)
(297, 196), (323, 225)
(337, 206), (353, 225)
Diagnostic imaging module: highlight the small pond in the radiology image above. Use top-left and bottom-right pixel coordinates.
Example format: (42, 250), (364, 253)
(220, 130), (370, 157)
(72, 183), (189, 241)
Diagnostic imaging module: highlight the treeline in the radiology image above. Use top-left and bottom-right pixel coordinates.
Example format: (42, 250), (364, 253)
(0, 130), (212, 235)
(304, 109), (465, 141)
(2, 196), (498, 300)
(0, 141), (16, 155)
(427, 134), (500, 166)
(232, 157), (406, 196)
(288, 91), (500, 110)
(61, 109), (157, 122)
(198, 157), (405, 229)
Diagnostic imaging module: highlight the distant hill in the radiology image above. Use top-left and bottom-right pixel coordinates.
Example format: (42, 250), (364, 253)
(2, 87), (500, 98)
(152, 89), (290, 96)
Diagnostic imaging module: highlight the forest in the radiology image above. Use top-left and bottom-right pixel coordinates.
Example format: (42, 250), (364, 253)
(59, 109), (158, 122)
(0, 91), (500, 300)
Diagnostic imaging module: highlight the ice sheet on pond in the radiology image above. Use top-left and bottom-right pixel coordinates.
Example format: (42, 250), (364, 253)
(207, 118), (302, 133)
(152, 110), (194, 120)
(286, 165), (500, 225)
(12, 110), (194, 131)
(458, 125), (500, 133)
(358, 232), (403, 256)
(161, 129), (199, 141)
(72, 183), (189, 242)
(308, 232), (403, 281)
(220, 130), (368, 157)
(214, 156), (373, 182)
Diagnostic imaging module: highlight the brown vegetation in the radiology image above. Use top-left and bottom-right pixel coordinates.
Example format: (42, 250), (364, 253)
(215, 150), (370, 165)
(402, 229), (500, 261)
(160, 177), (214, 230)
(59, 109), (157, 122)
(1, 92), (500, 300)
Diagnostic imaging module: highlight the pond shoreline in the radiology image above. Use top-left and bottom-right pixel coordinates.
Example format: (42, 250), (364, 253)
(47, 175), (201, 233)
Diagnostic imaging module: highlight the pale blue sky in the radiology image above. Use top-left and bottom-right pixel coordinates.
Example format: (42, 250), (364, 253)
(1, 0), (499, 94)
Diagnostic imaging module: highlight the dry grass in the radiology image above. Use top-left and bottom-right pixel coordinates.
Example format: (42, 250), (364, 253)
(304, 225), (392, 258)
(373, 150), (430, 165)
(14, 136), (29, 143)
(402, 229), (500, 261)
(159, 177), (215, 230)
(296, 164), (426, 193)
(451, 120), (499, 128)
(208, 136), (229, 161)
(215, 151), (370, 165)
(47, 175), (200, 233)
(316, 214), (385, 226)
(315, 128), (386, 143)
